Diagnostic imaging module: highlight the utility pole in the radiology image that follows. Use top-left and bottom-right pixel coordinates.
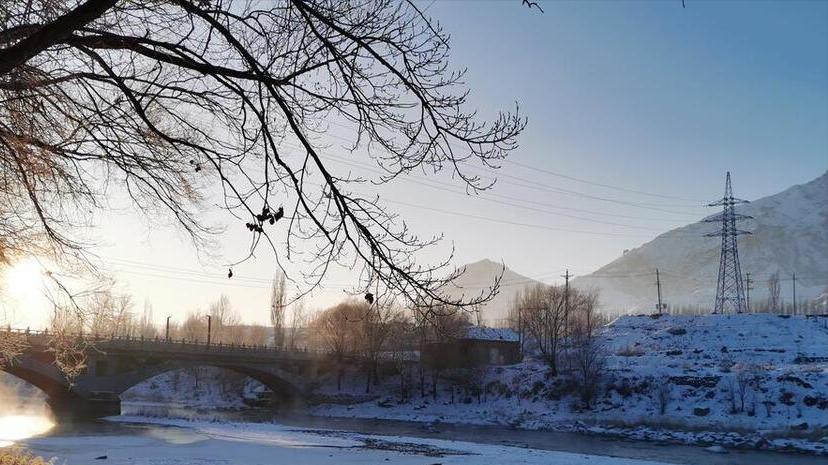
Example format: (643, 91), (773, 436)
(206, 315), (212, 348)
(517, 304), (524, 358)
(745, 273), (753, 313)
(562, 269), (572, 331)
(655, 269), (664, 315)
(792, 272), (797, 315)
(165, 316), (171, 342)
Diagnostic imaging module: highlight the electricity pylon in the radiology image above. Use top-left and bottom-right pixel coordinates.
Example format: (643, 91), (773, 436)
(705, 172), (751, 314)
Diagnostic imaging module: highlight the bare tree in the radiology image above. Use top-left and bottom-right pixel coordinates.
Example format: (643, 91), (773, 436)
(286, 297), (307, 350)
(87, 289), (135, 337)
(567, 288), (606, 408)
(654, 378), (671, 415)
(515, 284), (567, 374)
(0, 329), (27, 367)
(569, 331), (606, 409)
(138, 300), (158, 339)
(311, 299), (362, 390)
(47, 305), (88, 383)
(412, 305), (429, 397)
(179, 310), (206, 342)
(360, 300), (398, 393)
(209, 294), (241, 344)
(507, 292), (526, 357)
(768, 271), (781, 312)
(735, 366), (758, 414)
(0, 0), (524, 314)
(568, 289), (603, 340)
(270, 273), (287, 349)
(245, 324), (270, 346)
(387, 312), (413, 403)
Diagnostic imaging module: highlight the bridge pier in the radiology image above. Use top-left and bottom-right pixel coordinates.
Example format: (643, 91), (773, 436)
(47, 396), (121, 421)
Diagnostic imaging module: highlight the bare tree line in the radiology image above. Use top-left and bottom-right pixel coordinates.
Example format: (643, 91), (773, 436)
(308, 297), (471, 397)
(46, 290), (274, 346)
(303, 284), (610, 409)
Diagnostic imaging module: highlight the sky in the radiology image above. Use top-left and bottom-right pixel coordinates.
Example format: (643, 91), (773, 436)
(3, 0), (827, 329)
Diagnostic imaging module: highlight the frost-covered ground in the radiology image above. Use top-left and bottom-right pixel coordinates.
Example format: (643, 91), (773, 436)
(123, 314), (828, 455)
(20, 416), (677, 465)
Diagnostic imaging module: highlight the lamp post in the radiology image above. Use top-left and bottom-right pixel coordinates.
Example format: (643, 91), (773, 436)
(205, 315), (212, 348)
(165, 316), (171, 342)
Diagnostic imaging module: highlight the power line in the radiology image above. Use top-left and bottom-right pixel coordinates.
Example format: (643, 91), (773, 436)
(110, 268), (349, 293)
(381, 198), (661, 237)
(102, 255), (828, 299)
(291, 131), (710, 214)
(323, 154), (697, 231)
(504, 159), (706, 202)
(268, 156), (705, 238)
(317, 121), (707, 205)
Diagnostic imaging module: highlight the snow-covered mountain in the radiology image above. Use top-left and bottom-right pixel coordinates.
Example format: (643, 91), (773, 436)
(443, 259), (542, 326)
(574, 172), (828, 313)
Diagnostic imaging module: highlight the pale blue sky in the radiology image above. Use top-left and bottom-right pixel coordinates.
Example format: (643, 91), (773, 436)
(5, 0), (827, 328)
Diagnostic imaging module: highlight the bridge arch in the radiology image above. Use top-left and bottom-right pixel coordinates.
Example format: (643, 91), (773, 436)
(0, 364), (67, 401)
(114, 361), (306, 407)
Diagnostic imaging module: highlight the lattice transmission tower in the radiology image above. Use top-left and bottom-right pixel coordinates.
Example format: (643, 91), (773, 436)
(705, 172), (752, 314)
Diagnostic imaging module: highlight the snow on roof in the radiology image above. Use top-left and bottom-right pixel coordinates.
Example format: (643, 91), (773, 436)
(463, 326), (519, 342)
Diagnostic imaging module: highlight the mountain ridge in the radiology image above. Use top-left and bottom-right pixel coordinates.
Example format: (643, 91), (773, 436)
(573, 171), (828, 313)
(443, 258), (543, 325)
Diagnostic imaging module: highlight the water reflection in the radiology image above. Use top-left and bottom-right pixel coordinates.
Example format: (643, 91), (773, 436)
(0, 414), (54, 447)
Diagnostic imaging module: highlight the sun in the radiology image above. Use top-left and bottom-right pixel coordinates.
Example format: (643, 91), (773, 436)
(3, 258), (47, 301)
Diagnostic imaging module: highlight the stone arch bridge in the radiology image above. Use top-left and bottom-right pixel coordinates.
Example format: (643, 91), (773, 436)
(0, 328), (341, 419)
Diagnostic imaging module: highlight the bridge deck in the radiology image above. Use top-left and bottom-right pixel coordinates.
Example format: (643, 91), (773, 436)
(1, 328), (333, 362)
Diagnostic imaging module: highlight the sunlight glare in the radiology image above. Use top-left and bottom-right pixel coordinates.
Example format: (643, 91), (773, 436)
(4, 258), (46, 300)
(0, 415), (54, 447)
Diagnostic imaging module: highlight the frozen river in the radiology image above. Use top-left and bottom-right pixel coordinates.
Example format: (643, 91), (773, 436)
(5, 406), (826, 465)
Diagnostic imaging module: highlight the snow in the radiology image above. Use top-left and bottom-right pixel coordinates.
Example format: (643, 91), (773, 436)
(120, 315), (828, 457)
(19, 416), (677, 465)
(465, 325), (519, 342)
(121, 366), (264, 409)
(8, 314), (827, 459)
(311, 314), (828, 455)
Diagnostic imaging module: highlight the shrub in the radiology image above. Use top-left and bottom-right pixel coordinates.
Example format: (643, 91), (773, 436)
(693, 407), (710, 416)
(654, 379), (672, 415)
(616, 345), (644, 357)
(485, 380), (511, 398)
(0, 449), (53, 465)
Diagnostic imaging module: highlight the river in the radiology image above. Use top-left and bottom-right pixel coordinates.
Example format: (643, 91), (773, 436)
(4, 402), (825, 465)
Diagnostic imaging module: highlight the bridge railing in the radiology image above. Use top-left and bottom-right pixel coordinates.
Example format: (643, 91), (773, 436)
(0, 326), (332, 358)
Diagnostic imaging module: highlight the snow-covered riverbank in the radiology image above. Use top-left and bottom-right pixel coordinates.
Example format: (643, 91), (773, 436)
(116, 314), (828, 456)
(20, 416), (680, 465)
(310, 314), (828, 455)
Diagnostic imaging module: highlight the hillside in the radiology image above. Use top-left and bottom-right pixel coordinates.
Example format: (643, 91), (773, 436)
(442, 259), (542, 325)
(574, 172), (828, 313)
(313, 313), (828, 454)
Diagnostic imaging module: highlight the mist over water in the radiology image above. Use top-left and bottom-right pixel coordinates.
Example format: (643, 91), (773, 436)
(0, 372), (54, 447)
